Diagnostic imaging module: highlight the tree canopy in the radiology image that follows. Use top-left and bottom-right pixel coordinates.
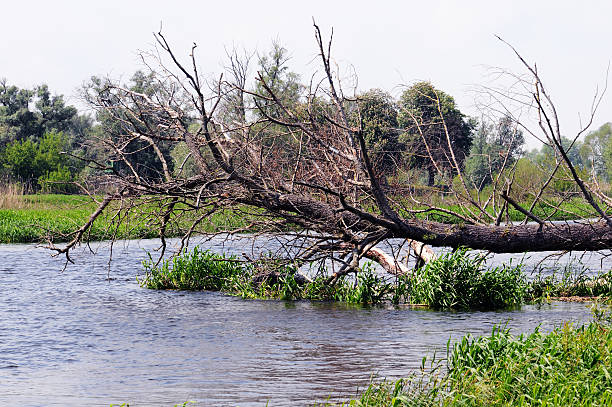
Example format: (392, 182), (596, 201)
(398, 81), (474, 186)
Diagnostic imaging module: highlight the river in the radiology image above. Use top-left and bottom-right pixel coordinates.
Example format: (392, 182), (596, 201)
(0, 237), (606, 406)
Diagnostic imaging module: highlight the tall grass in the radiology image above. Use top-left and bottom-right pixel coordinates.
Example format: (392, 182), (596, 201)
(529, 264), (612, 300)
(0, 182), (25, 209)
(410, 249), (527, 310)
(141, 247), (405, 305)
(327, 322), (612, 406)
(142, 247), (534, 310)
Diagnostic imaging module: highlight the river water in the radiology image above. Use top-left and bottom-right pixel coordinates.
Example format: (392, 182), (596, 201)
(0, 237), (607, 406)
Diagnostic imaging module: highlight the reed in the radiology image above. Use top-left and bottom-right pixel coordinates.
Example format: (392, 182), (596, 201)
(141, 247), (533, 310)
(327, 322), (612, 406)
(410, 248), (527, 310)
(0, 182), (25, 209)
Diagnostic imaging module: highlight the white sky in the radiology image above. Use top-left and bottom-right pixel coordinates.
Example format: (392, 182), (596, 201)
(2, 0), (611, 148)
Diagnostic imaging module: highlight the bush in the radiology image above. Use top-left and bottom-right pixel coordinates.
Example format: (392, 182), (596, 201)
(410, 248), (526, 310)
(1, 131), (78, 191)
(38, 166), (78, 194)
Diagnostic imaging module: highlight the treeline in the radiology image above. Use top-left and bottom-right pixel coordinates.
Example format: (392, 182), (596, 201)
(2, 43), (612, 195)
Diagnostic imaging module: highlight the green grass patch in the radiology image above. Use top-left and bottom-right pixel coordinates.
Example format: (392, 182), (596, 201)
(140, 247), (403, 305)
(326, 322), (612, 406)
(410, 249), (527, 310)
(0, 194), (259, 244)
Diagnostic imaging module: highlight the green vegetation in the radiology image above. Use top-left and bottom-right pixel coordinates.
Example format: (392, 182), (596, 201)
(410, 249), (526, 310)
(326, 322), (612, 407)
(529, 267), (612, 300)
(140, 247), (403, 304)
(326, 322), (612, 406)
(398, 81), (474, 186)
(0, 192), (262, 243)
(141, 246), (560, 310)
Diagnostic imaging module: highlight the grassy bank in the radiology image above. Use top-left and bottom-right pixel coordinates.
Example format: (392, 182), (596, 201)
(1, 191), (606, 244)
(0, 194), (160, 243)
(409, 197), (601, 224)
(0, 194), (255, 244)
(326, 322), (612, 406)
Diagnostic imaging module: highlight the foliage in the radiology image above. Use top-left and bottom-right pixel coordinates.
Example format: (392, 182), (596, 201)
(398, 81), (474, 186)
(331, 323), (612, 406)
(141, 248), (397, 305)
(142, 246), (536, 311)
(465, 116), (524, 190)
(352, 89), (404, 175)
(1, 131), (79, 190)
(141, 247), (245, 291)
(581, 122), (612, 181)
(83, 71), (180, 181)
(253, 42), (303, 118)
(528, 265), (612, 300)
(0, 80), (86, 146)
(410, 248), (527, 310)
(170, 141), (199, 178)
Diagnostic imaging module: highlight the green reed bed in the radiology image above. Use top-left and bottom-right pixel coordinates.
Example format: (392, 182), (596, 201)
(529, 265), (612, 300)
(140, 247), (402, 304)
(410, 249), (526, 310)
(140, 246), (537, 310)
(0, 193), (264, 243)
(0, 207), (161, 243)
(328, 322), (612, 406)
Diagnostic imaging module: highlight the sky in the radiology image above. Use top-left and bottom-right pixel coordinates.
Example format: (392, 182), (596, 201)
(2, 0), (611, 149)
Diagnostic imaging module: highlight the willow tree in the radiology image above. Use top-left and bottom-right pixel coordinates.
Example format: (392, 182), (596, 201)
(49, 26), (612, 278)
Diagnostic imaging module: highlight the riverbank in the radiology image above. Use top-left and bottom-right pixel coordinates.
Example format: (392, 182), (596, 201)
(0, 194), (256, 243)
(0, 193), (604, 244)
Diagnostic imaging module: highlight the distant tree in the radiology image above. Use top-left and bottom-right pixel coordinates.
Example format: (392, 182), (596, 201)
(35, 84), (78, 135)
(0, 80), (80, 145)
(398, 81), (473, 186)
(352, 89), (403, 175)
(580, 122), (611, 181)
(465, 115), (524, 189)
(0, 80), (38, 143)
(1, 131), (78, 191)
(253, 42), (303, 119)
(464, 123), (490, 190)
(604, 138), (612, 182)
(83, 71), (182, 181)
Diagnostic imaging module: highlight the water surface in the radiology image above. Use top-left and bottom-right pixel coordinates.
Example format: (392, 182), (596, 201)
(0, 238), (601, 406)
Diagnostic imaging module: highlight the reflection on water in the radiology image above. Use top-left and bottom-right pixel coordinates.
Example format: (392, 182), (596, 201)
(0, 237), (603, 406)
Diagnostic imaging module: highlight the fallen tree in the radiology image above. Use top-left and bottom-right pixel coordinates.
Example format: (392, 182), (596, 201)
(49, 24), (612, 277)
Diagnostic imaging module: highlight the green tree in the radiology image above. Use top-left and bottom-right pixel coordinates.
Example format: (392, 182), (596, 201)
(1, 131), (77, 191)
(0, 80), (81, 145)
(604, 138), (612, 182)
(398, 81), (473, 186)
(464, 122), (490, 189)
(465, 115), (524, 189)
(353, 89), (403, 175)
(253, 42), (303, 119)
(581, 122), (611, 181)
(84, 71), (180, 181)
